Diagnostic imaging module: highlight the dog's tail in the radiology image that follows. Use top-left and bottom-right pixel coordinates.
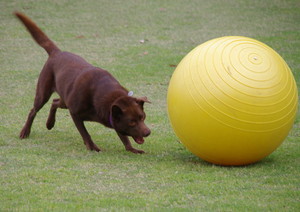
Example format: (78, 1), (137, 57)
(14, 12), (60, 55)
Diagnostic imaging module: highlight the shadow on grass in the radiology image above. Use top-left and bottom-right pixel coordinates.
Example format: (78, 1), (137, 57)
(169, 147), (277, 169)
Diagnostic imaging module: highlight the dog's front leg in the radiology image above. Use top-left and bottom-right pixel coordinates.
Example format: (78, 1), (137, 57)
(70, 113), (101, 152)
(116, 132), (145, 154)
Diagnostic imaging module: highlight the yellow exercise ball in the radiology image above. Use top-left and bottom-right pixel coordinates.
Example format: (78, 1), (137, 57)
(167, 36), (298, 166)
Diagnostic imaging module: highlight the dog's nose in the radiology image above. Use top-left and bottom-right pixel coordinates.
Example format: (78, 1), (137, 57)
(144, 128), (151, 137)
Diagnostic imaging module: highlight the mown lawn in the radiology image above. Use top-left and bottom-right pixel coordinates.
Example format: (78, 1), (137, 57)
(1, 0), (299, 211)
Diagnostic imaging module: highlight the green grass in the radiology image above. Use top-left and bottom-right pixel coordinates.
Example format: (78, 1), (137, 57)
(1, 0), (299, 211)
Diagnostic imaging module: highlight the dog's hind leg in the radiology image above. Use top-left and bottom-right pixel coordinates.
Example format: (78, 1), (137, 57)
(20, 93), (52, 139)
(19, 68), (54, 139)
(46, 98), (67, 130)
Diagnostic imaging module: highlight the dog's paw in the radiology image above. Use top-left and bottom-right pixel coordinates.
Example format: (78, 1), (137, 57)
(46, 118), (55, 130)
(127, 147), (145, 154)
(93, 145), (101, 152)
(19, 128), (30, 139)
(86, 143), (101, 152)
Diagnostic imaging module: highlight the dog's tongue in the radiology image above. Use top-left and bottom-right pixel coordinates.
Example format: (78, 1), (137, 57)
(133, 136), (144, 144)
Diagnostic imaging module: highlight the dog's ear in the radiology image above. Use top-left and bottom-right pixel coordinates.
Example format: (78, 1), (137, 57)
(136, 96), (151, 109)
(111, 105), (123, 120)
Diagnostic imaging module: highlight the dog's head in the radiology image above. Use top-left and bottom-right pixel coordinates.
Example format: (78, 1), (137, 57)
(111, 96), (151, 144)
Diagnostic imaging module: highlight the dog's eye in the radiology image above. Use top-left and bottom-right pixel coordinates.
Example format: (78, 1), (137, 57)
(129, 120), (137, 127)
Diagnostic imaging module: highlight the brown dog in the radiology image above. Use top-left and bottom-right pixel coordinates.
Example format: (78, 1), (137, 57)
(15, 12), (151, 154)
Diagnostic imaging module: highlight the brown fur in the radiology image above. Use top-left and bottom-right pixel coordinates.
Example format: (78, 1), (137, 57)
(15, 12), (151, 154)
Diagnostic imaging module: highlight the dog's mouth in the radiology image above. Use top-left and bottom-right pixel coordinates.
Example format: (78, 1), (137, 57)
(133, 136), (145, 144)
